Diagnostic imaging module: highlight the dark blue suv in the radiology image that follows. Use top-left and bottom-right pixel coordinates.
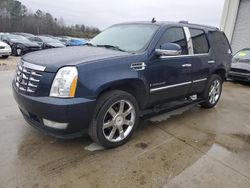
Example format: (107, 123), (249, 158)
(12, 21), (232, 148)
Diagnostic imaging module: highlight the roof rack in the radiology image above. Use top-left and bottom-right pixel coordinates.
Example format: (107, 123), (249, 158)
(179, 21), (219, 30)
(179, 21), (189, 24)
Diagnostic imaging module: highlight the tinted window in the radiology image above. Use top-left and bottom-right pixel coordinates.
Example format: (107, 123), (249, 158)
(208, 31), (231, 54)
(190, 28), (209, 54)
(157, 27), (188, 55)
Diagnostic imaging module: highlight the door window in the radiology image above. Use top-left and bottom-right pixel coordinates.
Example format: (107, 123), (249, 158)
(157, 27), (188, 55)
(189, 28), (209, 54)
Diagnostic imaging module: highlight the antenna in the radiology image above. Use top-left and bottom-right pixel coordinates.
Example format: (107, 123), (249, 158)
(151, 18), (156, 23)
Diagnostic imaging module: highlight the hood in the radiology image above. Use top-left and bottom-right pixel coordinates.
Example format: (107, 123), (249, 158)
(47, 42), (65, 48)
(231, 61), (250, 71)
(0, 41), (8, 47)
(22, 46), (131, 72)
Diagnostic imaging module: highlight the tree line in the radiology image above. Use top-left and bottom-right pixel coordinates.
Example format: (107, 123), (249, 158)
(0, 0), (100, 38)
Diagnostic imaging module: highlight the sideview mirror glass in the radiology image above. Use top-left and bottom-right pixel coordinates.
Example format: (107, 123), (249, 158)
(155, 43), (182, 57)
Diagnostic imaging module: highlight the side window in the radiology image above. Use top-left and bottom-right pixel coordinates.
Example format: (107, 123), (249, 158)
(189, 28), (209, 54)
(209, 31), (231, 54)
(157, 27), (188, 55)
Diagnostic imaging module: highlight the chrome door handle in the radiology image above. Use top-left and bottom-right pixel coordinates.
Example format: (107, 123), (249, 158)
(208, 60), (215, 64)
(182, 64), (192, 67)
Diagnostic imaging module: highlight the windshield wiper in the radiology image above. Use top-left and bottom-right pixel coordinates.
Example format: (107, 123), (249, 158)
(96, 44), (126, 52)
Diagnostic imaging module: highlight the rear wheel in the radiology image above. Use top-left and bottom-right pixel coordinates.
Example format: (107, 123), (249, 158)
(89, 90), (139, 148)
(200, 74), (222, 108)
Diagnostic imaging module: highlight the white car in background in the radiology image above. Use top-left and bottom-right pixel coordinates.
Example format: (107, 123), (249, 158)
(0, 41), (12, 58)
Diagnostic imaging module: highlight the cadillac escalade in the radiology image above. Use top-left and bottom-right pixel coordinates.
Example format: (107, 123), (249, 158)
(12, 21), (232, 148)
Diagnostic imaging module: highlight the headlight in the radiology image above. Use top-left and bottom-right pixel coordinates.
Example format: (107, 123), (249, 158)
(50, 66), (78, 98)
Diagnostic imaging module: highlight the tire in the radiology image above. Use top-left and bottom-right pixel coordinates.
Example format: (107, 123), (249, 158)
(2, 55), (9, 59)
(89, 90), (139, 148)
(200, 74), (222, 108)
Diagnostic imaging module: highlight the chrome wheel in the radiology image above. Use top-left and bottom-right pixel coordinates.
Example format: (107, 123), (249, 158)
(16, 49), (22, 56)
(102, 100), (136, 142)
(209, 79), (221, 104)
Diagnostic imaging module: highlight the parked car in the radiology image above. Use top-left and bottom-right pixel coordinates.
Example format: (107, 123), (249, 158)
(66, 38), (87, 46)
(28, 36), (65, 49)
(56, 36), (71, 45)
(228, 48), (250, 82)
(12, 21), (232, 148)
(12, 32), (34, 37)
(0, 41), (12, 58)
(0, 33), (41, 56)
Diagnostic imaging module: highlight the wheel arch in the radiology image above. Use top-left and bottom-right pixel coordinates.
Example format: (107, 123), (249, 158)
(96, 79), (149, 109)
(212, 68), (226, 81)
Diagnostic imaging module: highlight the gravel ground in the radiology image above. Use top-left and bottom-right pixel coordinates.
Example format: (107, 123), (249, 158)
(0, 56), (19, 71)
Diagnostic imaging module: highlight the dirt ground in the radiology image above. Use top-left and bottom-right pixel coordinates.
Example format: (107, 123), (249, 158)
(0, 56), (19, 71)
(0, 62), (250, 187)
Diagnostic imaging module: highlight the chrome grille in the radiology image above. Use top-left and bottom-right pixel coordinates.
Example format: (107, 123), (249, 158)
(15, 61), (45, 94)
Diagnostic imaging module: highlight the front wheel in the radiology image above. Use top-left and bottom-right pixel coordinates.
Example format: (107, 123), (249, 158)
(200, 74), (222, 108)
(89, 90), (139, 148)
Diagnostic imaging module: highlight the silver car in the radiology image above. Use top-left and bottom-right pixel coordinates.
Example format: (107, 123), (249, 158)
(229, 48), (250, 82)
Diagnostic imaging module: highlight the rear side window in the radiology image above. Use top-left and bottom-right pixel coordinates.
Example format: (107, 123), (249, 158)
(157, 27), (188, 55)
(189, 28), (209, 54)
(208, 31), (231, 54)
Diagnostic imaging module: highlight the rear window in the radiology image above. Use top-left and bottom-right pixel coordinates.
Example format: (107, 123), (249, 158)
(189, 28), (209, 54)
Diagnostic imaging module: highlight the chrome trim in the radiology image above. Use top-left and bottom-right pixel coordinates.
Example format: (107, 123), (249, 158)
(159, 53), (209, 59)
(208, 60), (215, 64)
(23, 61), (46, 71)
(29, 77), (39, 82)
(28, 82), (38, 88)
(130, 62), (146, 71)
(31, 71), (42, 77)
(182, 64), (192, 67)
(155, 48), (181, 56)
(183, 27), (194, 54)
(150, 81), (192, 92)
(150, 78), (208, 92)
(193, 78), (207, 83)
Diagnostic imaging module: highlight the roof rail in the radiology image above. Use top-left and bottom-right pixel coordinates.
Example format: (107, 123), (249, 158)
(179, 21), (189, 24)
(179, 21), (219, 30)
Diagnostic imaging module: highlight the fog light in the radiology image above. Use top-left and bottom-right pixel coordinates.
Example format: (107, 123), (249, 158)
(43, 119), (68, 129)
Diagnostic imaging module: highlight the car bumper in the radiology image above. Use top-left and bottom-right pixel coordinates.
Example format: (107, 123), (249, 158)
(0, 48), (11, 56)
(228, 71), (250, 82)
(12, 83), (96, 139)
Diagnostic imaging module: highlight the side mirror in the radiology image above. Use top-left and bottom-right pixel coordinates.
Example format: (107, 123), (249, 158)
(155, 43), (182, 57)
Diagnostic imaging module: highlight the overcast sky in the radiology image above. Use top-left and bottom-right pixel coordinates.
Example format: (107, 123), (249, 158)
(19, 0), (225, 30)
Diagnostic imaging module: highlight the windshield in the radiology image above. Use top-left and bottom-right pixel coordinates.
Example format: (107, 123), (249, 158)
(39, 36), (60, 43)
(234, 49), (250, 60)
(8, 34), (31, 43)
(90, 24), (159, 52)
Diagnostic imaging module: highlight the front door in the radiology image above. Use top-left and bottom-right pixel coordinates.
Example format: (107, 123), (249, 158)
(144, 27), (193, 104)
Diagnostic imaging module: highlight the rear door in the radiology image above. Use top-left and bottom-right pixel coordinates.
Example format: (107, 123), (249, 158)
(187, 28), (211, 94)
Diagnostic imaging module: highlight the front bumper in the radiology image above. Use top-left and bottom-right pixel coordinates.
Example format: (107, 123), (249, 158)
(0, 48), (11, 56)
(228, 71), (250, 82)
(12, 83), (96, 138)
